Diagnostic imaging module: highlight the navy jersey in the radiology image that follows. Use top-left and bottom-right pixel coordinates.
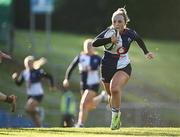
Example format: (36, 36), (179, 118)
(15, 69), (53, 96)
(65, 53), (101, 86)
(92, 27), (149, 69)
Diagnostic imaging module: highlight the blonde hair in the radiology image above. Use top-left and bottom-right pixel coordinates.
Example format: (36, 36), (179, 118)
(83, 39), (93, 48)
(24, 55), (47, 69)
(24, 55), (34, 69)
(111, 8), (130, 24)
(33, 57), (47, 69)
(83, 39), (97, 54)
(83, 39), (93, 52)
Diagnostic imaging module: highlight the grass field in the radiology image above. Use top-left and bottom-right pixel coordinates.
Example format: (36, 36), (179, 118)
(0, 30), (180, 127)
(0, 127), (180, 137)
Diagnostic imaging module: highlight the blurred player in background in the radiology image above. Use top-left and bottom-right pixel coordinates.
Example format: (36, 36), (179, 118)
(12, 55), (54, 127)
(60, 86), (77, 127)
(0, 50), (16, 112)
(63, 39), (107, 127)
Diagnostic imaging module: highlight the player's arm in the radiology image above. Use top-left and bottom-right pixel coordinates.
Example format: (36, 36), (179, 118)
(0, 51), (11, 59)
(40, 69), (54, 88)
(134, 35), (149, 54)
(64, 55), (79, 80)
(92, 29), (112, 47)
(134, 31), (154, 59)
(0, 92), (16, 112)
(0, 51), (11, 63)
(63, 56), (79, 88)
(12, 72), (24, 86)
(0, 92), (15, 104)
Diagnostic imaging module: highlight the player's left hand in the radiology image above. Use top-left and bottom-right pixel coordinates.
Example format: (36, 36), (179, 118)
(145, 52), (154, 59)
(12, 72), (18, 80)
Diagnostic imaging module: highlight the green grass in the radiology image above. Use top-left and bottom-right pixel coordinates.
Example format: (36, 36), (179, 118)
(124, 40), (180, 103)
(130, 40), (180, 95)
(0, 128), (179, 137)
(0, 30), (180, 126)
(13, 30), (180, 100)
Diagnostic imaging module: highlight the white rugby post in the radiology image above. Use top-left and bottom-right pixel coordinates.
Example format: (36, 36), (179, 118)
(30, 0), (54, 54)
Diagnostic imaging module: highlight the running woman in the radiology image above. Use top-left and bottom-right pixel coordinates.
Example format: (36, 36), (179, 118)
(12, 55), (54, 127)
(92, 8), (154, 130)
(0, 50), (16, 112)
(63, 39), (107, 127)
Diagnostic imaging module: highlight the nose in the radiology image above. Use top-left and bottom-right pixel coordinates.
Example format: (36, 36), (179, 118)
(114, 22), (120, 27)
(115, 22), (119, 25)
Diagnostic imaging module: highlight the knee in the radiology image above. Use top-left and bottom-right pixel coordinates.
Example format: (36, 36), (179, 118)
(25, 108), (31, 113)
(110, 85), (120, 95)
(25, 105), (35, 113)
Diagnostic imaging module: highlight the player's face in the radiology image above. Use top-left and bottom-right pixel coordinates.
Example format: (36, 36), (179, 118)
(84, 42), (94, 54)
(28, 60), (34, 69)
(112, 14), (125, 32)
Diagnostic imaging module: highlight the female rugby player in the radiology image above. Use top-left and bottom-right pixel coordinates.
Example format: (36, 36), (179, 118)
(92, 8), (154, 130)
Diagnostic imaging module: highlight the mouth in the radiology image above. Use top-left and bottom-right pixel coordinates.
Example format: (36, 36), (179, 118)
(114, 26), (120, 29)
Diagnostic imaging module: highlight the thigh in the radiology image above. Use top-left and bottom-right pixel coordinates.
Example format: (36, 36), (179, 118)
(110, 70), (130, 91)
(26, 97), (39, 110)
(80, 89), (97, 104)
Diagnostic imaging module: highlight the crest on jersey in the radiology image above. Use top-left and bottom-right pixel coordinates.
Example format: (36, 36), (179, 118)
(117, 47), (126, 55)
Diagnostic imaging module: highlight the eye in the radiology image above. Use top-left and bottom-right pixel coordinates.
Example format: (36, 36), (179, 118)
(118, 20), (122, 23)
(113, 20), (122, 24)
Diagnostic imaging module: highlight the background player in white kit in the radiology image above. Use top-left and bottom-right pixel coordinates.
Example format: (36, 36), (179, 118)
(12, 55), (54, 127)
(63, 39), (107, 127)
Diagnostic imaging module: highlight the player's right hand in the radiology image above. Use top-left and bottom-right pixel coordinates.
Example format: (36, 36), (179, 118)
(12, 72), (18, 80)
(111, 35), (118, 44)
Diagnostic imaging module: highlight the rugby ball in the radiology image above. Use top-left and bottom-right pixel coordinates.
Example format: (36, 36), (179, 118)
(104, 28), (116, 50)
